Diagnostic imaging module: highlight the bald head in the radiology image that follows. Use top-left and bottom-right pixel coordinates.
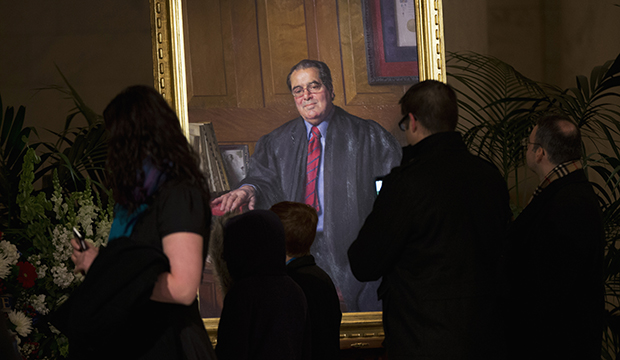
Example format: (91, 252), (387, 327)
(533, 114), (582, 166)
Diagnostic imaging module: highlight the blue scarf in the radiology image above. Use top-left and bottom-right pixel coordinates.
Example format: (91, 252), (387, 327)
(108, 161), (166, 242)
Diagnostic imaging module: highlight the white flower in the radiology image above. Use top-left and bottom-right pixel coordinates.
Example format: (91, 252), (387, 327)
(51, 264), (75, 289)
(76, 204), (98, 238)
(20, 341), (37, 356)
(37, 264), (48, 278)
(27, 254), (39, 264)
(28, 254), (47, 278)
(0, 253), (11, 279)
(0, 240), (20, 265)
(95, 218), (112, 246)
(8, 310), (33, 337)
(29, 294), (50, 315)
(51, 226), (73, 263)
(51, 191), (64, 220)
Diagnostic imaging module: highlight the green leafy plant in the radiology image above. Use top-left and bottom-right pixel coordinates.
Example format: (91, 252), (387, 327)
(0, 95), (45, 230)
(545, 56), (620, 155)
(1, 68), (110, 230)
(447, 51), (549, 209)
(593, 153), (620, 359)
(37, 67), (108, 197)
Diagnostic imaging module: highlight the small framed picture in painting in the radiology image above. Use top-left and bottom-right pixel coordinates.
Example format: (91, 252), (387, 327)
(219, 144), (250, 189)
(362, 0), (419, 85)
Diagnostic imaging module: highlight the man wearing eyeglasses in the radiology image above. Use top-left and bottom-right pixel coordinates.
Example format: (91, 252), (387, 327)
(212, 59), (401, 311)
(348, 80), (511, 359)
(506, 114), (604, 359)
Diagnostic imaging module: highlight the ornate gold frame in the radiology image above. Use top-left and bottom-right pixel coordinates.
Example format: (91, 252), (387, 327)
(149, 0), (189, 137)
(149, 0), (444, 347)
(416, 0), (446, 82)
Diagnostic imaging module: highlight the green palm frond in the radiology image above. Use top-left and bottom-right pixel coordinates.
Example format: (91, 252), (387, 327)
(0, 94), (43, 228)
(33, 68), (109, 197)
(544, 53), (620, 157)
(447, 52), (552, 206)
(447, 52), (548, 174)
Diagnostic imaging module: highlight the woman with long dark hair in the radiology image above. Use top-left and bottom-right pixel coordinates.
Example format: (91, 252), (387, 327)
(65, 85), (215, 359)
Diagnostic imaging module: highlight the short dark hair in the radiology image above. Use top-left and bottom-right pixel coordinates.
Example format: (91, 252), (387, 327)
(270, 201), (318, 257)
(399, 80), (458, 133)
(286, 59), (335, 100)
(534, 114), (582, 164)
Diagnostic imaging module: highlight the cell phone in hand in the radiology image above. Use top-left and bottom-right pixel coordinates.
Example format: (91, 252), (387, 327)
(72, 227), (88, 252)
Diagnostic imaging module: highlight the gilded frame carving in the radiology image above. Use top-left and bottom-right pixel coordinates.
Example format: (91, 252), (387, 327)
(149, 0), (444, 348)
(361, 0), (446, 85)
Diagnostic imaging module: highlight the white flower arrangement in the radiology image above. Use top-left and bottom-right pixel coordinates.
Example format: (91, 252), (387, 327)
(1, 148), (113, 359)
(28, 294), (49, 315)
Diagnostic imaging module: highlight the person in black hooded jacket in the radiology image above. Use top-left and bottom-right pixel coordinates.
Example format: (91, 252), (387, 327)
(215, 210), (311, 360)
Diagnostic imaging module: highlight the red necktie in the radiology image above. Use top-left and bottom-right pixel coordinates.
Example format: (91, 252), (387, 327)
(305, 126), (321, 212)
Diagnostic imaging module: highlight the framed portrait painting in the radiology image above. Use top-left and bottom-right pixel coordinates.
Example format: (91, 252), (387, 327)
(149, 0), (445, 347)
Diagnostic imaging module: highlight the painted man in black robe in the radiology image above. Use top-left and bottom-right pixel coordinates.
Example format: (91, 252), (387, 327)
(212, 59), (401, 311)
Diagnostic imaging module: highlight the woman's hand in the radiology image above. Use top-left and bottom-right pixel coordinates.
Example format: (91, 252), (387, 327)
(70, 238), (99, 274)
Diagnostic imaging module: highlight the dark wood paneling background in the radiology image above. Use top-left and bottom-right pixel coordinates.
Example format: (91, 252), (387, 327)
(182, 0), (411, 148)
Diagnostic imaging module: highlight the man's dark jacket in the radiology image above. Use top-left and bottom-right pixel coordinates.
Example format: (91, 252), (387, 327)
(348, 132), (511, 359)
(287, 255), (342, 360)
(241, 106), (401, 311)
(505, 169), (604, 359)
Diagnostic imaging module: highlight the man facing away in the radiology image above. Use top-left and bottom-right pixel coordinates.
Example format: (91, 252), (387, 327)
(348, 80), (511, 359)
(270, 201), (342, 360)
(212, 59), (402, 311)
(506, 114), (604, 359)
